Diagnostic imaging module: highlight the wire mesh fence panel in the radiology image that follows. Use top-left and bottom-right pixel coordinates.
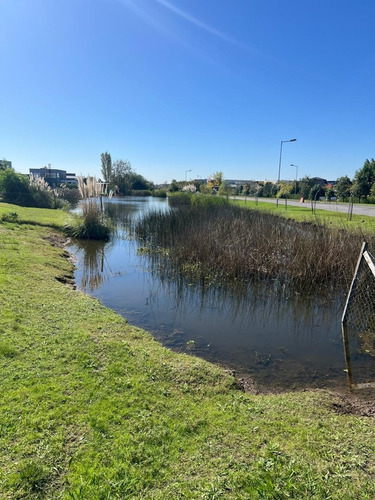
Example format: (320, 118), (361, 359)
(342, 242), (375, 389)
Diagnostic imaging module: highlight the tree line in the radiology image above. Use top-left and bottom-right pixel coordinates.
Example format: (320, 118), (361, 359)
(234, 158), (375, 202)
(100, 152), (153, 195)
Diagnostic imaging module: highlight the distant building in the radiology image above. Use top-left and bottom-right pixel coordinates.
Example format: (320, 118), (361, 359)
(66, 172), (78, 186)
(29, 166), (77, 188)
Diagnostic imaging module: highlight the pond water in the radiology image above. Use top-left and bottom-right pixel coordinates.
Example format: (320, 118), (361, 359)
(68, 197), (375, 393)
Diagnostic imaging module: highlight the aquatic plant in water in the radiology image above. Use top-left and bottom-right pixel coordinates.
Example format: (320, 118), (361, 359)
(64, 177), (113, 241)
(135, 203), (375, 296)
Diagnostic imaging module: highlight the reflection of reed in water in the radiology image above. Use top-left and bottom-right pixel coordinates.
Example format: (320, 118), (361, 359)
(74, 240), (112, 292)
(138, 249), (343, 335)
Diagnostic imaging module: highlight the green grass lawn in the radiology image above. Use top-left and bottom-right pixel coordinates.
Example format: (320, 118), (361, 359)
(0, 202), (68, 228)
(0, 203), (374, 498)
(232, 198), (375, 232)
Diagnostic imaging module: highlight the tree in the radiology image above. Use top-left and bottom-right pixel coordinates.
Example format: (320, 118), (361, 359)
(335, 175), (352, 201)
(298, 176), (316, 199)
(309, 184), (325, 200)
(100, 152), (112, 183)
(207, 171), (224, 190)
(353, 159), (375, 202)
(131, 173), (152, 191)
(277, 181), (294, 199)
(169, 179), (180, 192)
(199, 182), (211, 194)
(258, 181), (277, 198)
(324, 186), (335, 200)
(218, 181), (230, 197)
(112, 159), (133, 195)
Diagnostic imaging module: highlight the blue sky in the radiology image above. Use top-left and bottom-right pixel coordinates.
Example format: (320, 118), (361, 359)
(1, 0), (375, 184)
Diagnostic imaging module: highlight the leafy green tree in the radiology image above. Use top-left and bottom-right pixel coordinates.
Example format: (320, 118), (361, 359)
(353, 158), (375, 202)
(335, 175), (352, 201)
(112, 159), (133, 195)
(199, 182), (211, 194)
(218, 181), (230, 197)
(309, 184), (325, 200)
(324, 186), (335, 200)
(100, 152), (112, 183)
(131, 173), (152, 191)
(298, 176), (316, 199)
(258, 181), (277, 198)
(169, 179), (180, 192)
(277, 181), (294, 199)
(211, 171), (223, 187)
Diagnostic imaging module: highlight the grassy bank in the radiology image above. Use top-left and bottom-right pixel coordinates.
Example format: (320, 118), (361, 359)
(0, 202), (67, 228)
(0, 204), (375, 498)
(232, 198), (375, 231)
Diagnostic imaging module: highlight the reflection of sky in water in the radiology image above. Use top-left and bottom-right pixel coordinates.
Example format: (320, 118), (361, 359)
(68, 196), (375, 392)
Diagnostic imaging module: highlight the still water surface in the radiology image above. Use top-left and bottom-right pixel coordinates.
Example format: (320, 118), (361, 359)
(68, 197), (374, 392)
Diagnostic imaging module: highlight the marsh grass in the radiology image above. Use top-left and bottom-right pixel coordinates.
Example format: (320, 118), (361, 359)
(136, 203), (374, 294)
(167, 191), (192, 207)
(168, 192), (229, 209)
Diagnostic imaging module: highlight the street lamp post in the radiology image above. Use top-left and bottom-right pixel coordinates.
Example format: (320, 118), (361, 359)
(290, 164), (298, 198)
(276, 138), (296, 206)
(185, 169), (192, 182)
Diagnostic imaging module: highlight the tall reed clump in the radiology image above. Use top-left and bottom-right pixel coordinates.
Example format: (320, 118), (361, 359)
(64, 177), (113, 241)
(167, 192), (193, 208)
(152, 189), (167, 198)
(135, 203), (375, 295)
(167, 192), (230, 209)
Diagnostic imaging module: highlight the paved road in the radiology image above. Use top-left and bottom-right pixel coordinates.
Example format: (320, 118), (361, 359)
(232, 197), (375, 218)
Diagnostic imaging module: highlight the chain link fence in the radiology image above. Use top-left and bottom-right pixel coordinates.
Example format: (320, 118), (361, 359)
(342, 242), (375, 389)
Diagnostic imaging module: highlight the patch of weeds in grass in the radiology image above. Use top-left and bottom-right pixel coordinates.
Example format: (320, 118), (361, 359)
(12, 460), (49, 494)
(0, 341), (17, 358)
(1, 211), (19, 223)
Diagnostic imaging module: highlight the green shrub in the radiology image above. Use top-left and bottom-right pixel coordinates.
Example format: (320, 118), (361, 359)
(152, 189), (167, 198)
(1, 212), (19, 223)
(0, 170), (35, 206)
(57, 186), (81, 206)
(0, 169), (59, 208)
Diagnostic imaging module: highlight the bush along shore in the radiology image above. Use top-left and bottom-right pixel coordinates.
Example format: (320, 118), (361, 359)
(0, 203), (375, 499)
